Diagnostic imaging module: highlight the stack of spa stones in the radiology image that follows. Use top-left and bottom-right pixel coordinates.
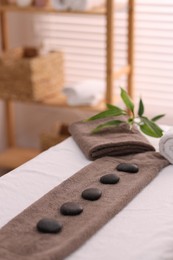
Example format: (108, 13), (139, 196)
(36, 163), (139, 233)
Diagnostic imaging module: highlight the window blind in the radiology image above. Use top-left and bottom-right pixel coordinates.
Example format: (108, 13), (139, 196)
(135, 0), (173, 121)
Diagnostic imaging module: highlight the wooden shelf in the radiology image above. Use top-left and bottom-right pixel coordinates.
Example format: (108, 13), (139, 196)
(32, 93), (107, 111)
(0, 5), (105, 15)
(0, 64), (129, 112)
(114, 65), (131, 79)
(0, 94), (108, 111)
(0, 0), (134, 170)
(0, 3), (127, 15)
(0, 147), (40, 169)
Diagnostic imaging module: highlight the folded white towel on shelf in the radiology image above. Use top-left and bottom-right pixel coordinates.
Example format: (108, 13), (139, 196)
(63, 80), (105, 106)
(159, 128), (173, 164)
(51, 0), (69, 10)
(51, 0), (105, 11)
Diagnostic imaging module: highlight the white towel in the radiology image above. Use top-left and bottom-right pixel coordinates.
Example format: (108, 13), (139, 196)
(63, 80), (105, 106)
(51, 0), (105, 11)
(159, 128), (173, 164)
(51, 0), (70, 10)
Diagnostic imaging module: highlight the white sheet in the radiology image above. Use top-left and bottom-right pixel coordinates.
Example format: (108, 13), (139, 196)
(0, 125), (173, 260)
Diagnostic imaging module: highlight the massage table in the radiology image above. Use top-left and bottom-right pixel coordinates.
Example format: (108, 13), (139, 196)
(0, 125), (173, 260)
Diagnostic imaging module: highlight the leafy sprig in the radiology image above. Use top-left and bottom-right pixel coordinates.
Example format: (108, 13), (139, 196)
(86, 88), (165, 138)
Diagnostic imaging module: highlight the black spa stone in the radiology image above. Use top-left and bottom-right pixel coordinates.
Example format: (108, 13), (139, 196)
(37, 218), (62, 234)
(100, 173), (120, 184)
(116, 163), (139, 173)
(60, 202), (83, 216)
(82, 188), (102, 201)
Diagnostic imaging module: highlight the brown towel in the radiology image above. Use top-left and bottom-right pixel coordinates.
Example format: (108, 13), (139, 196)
(0, 152), (169, 260)
(69, 117), (155, 160)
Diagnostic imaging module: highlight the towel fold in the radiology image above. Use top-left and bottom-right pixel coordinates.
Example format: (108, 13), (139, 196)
(0, 153), (169, 260)
(63, 80), (105, 106)
(159, 128), (173, 164)
(51, 0), (105, 11)
(69, 117), (155, 160)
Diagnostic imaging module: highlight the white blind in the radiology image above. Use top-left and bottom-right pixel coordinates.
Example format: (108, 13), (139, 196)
(34, 10), (128, 86)
(134, 0), (173, 122)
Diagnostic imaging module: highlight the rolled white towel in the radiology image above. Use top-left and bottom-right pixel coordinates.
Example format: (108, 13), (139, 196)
(69, 0), (105, 11)
(159, 128), (173, 164)
(63, 80), (105, 106)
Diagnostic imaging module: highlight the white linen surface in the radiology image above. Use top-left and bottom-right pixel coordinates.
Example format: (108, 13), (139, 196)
(0, 126), (173, 260)
(63, 80), (105, 106)
(159, 127), (173, 164)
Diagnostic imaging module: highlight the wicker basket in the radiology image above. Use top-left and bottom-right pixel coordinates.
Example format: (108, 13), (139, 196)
(0, 48), (64, 101)
(40, 123), (70, 151)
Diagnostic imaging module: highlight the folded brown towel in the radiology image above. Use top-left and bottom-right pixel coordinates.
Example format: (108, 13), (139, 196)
(0, 152), (169, 260)
(69, 117), (155, 160)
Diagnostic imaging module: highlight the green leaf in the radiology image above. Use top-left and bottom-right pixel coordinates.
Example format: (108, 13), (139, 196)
(128, 117), (133, 123)
(140, 123), (157, 137)
(106, 103), (126, 113)
(83, 86), (166, 139)
(120, 88), (134, 114)
(138, 98), (144, 117)
(151, 114), (165, 122)
(92, 120), (125, 133)
(85, 109), (125, 122)
(128, 118), (134, 129)
(140, 117), (163, 138)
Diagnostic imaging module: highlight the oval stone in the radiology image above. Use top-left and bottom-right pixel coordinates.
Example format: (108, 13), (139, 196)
(37, 218), (62, 234)
(82, 188), (102, 201)
(100, 173), (120, 184)
(60, 202), (83, 216)
(116, 163), (139, 173)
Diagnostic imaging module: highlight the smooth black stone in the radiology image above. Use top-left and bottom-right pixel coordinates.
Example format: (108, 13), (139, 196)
(82, 188), (102, 201)
(100, 173), (120, 184)
(60, 202), (83, 216)
(37, 218), (62, 234)
(116, 163), (139, 173)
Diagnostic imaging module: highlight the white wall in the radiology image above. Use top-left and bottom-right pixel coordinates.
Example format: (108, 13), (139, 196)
(134, 0), (173, 125)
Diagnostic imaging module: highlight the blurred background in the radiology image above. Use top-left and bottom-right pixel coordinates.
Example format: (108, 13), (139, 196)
(0, 0), (173, 172)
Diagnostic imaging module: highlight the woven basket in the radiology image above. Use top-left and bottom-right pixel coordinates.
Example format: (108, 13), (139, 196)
(0, 48), (64, 101)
